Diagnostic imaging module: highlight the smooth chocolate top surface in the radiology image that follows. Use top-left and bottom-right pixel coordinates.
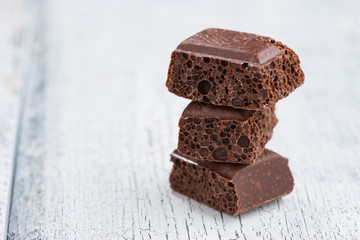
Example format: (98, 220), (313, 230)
(172, 149), (288, 180)
(176, 28), (284, 64)
(182, 101), (254, 121)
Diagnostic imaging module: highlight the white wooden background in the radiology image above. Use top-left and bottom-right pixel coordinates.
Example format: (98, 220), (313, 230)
(0, 0), (23, 238)
(0, 0), (360, 239)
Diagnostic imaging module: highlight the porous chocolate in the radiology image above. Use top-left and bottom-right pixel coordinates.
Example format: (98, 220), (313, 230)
(178, 101), (277, 164)
(169, 149), (294, 215)
(166, 28), (304, 110)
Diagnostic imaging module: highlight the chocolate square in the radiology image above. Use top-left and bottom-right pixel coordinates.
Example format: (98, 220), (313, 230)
(169, 149), (294, 215)
(178, 101), (277, 164)
(166, 28), (304, 110)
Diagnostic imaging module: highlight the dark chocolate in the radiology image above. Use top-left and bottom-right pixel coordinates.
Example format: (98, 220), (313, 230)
(166, 28), (304, 110)
(178, 101), (277, 164)
(169, 149), (294, 215)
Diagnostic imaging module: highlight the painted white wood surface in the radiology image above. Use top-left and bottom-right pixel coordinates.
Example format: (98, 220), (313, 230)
(0, 0), (24, 238)
(3, 0), (360, 239)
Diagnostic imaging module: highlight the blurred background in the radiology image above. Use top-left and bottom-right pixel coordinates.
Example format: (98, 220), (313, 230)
(0, 0), (359, 239)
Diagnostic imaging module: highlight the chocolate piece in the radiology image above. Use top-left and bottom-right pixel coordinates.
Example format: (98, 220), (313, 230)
(169, 149), (294, 215)
(166, 28), (304, 110)
(178, 101), (277, 164)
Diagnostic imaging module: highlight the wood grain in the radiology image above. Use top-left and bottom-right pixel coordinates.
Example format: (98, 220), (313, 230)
(0, 0), (24, 238)
(5, 0), (360, 239)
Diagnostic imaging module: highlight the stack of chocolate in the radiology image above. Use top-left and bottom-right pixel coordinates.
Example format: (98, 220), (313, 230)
(166, 28), (304, 215)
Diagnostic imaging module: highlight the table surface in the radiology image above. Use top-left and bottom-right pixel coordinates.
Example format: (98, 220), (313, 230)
(1, 0), (360, 239)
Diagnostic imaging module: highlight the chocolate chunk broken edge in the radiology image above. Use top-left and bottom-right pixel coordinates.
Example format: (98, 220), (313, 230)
(169, 148), (294, 215)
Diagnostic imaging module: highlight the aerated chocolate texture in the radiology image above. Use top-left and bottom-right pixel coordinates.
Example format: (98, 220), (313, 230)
(178, 101), (277, 164)
(169, 149), (294, 215)
(166, 28), (304, 110)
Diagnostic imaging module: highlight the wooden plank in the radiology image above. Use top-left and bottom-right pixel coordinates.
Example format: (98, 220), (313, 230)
(8, 0), (360, 239)
(0, 0), (25, 238)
